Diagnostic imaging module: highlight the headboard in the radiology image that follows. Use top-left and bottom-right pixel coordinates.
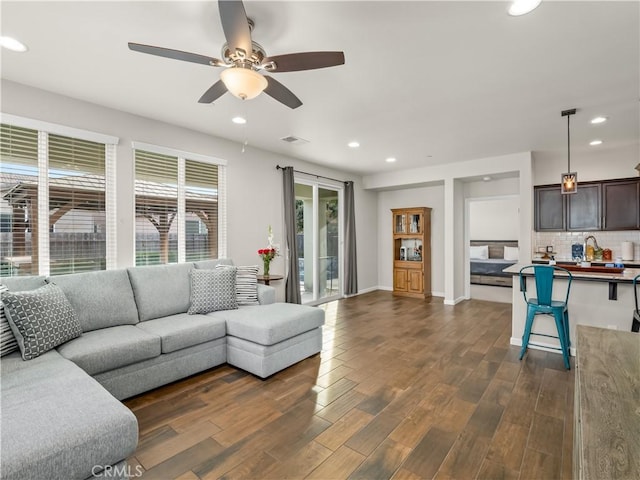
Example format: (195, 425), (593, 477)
(470, 240), (518, 259)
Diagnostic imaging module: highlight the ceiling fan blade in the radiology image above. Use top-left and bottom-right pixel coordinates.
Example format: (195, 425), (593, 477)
(128, 42), (225, 67)
(263, 76), (302, 109)
(262, 51), (345, 72)
(218, 0), (253, 58)
(198, 80), (228, 103)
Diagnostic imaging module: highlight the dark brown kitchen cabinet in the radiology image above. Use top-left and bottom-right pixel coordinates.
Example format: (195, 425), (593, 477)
(535, 186), (565, 231)
(603, 180), (640, 230)
(567, 184), (601, 231)
(534, 177), (640, 232)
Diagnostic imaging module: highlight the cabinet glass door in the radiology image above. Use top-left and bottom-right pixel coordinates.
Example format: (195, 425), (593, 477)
(408, 213), (421, 234)
(394, 214), (406, 234)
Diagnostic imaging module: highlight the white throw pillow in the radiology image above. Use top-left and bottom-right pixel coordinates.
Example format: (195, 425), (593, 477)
(504, 246), (519, 261)
(470, 245), (489, 260)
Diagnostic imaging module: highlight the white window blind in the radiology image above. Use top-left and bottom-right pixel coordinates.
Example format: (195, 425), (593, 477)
(134, 150), (179, 266)
(185, 159), (218, 261)
(48, 133), (106, 274)
(0, 124), (39, 276)
(1, 123), (113, 277)
(134, 147), (222, 265)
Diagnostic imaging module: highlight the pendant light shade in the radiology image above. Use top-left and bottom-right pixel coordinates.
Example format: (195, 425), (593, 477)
(561, 108), (577, 194)
(220, 67), (267, 100)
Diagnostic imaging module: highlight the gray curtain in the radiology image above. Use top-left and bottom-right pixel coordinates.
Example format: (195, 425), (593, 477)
(282, 166), (301, 304)
(344, 181), (358, 295)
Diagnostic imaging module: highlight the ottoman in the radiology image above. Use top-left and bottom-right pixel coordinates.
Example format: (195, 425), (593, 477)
(211, 303), (324, 378)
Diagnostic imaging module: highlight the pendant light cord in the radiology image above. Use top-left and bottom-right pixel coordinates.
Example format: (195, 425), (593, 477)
(567, 114), (571, 172)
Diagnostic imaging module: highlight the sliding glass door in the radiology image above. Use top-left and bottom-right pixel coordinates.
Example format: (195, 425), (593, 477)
(295, 180), (342, 304)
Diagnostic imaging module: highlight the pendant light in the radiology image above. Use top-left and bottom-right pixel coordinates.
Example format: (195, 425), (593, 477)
(561, 108), (577, 194)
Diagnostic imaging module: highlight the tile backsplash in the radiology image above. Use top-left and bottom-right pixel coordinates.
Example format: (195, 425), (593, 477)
(532, 231), (640, 261)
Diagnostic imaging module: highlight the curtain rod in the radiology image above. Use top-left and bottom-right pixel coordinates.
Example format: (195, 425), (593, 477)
(276, 165), (350, 184)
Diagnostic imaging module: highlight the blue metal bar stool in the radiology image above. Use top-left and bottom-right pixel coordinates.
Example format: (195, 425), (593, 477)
(519, 265), (573, 369)
(632, 274), (640, 333)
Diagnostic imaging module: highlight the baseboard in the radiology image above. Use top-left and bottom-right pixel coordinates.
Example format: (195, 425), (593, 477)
(358, 285), (383, 294)
(444, 296), (466, 306)
(510, 336), (576, 357)
(432, 291), (444, 298)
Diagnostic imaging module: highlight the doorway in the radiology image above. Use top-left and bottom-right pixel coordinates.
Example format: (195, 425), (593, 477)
(295, 180), (343, 305)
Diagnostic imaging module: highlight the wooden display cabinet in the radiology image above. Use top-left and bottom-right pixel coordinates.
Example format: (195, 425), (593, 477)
(391, 207), (432, 298)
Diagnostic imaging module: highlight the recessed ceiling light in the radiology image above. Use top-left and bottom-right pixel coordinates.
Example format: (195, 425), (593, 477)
(231, 116), (247, 125)
(0, 36), (28, 52)
(385, 157), (396, 163)
(347, 141), (360, 148)
(483, 176), (492, 182)
(589, 140), (603, 146)
(508, 0), (542, 16)
(590, 116), (607, 124)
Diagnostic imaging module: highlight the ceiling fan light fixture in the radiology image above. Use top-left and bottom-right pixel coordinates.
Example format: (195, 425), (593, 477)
(220, 67), (267, 100)
(508, 0), (542, 16)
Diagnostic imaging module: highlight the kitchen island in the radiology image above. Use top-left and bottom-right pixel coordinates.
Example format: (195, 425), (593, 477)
(503, 263), (639, 356)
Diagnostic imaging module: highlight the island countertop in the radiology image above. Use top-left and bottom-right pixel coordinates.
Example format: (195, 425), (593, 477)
(503, 262), (640, 283)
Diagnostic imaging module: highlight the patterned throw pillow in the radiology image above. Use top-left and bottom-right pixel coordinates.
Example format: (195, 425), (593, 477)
(188, 267), (238, 314)
(0, 284), (19, 357)
(2, 283), (82, 360)
(216, 265), (260, 306)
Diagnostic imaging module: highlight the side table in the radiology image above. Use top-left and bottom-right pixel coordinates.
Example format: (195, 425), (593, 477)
(256, 274), (284, 286)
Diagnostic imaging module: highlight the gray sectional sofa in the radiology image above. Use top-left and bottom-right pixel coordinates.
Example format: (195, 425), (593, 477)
(0, 260), (324, 480)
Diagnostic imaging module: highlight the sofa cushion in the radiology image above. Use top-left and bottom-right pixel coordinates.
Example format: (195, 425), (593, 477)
(0, 277), (47, 358)
(127, 263), (194, 321)
(1, 350), (138, 480)
(57, 325), (160, 375)
(136, 313), (226, 353)
(211, 303), (325, 346)
(188, 267), (238, 314)
(47, 269), (140, 332)
(194, 258), (234, 270)
(0, 285), (18, 357)
(2, 283), (82, 360)
(0, 275), (47, 292)
(216, 264), (260, 306)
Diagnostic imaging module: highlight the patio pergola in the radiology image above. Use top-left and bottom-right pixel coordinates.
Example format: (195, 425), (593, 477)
(2, 176), (218, 274)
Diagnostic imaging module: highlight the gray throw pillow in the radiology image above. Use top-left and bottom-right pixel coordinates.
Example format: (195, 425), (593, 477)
(2, 283), (82, 360)
(188, 267), (238, 314)
(216, 264), (260, 306)
(0, 284), (19, 357)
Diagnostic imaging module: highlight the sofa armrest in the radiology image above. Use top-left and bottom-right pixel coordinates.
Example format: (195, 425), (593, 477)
(257, 284), (276, 305)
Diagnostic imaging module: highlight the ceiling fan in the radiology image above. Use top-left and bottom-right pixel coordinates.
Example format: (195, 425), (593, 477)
(128, 0), (345, 109)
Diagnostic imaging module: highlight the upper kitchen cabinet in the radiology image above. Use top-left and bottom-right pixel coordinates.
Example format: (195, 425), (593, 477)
(567, 184), (601, 231)
(602, 179), (640, 230)
(534, 177), (640, 232)
(535, 185), (565, 231)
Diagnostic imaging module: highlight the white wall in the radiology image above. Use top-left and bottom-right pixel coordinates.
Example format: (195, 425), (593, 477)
(533, 145), (639, 185)
(469, 196), (519, 240)
(1, 80), (379, 298)
(377, 185), (445, 295)
(366, 152), (533, 305)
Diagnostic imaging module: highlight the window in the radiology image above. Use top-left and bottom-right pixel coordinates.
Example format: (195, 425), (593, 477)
(0, 124), (38, 276)
(134, 145), (223, 266)
(0, 118), (117, 277)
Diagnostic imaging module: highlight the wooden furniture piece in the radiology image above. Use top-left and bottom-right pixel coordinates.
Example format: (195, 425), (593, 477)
(391, 207), (431, 298)
(574, 325), (640, 479)
(256, 274), (283, 286)
(534, 176), (640, 231)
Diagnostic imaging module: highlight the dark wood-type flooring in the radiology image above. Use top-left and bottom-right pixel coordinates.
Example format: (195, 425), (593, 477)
(125, 291), (574, 480)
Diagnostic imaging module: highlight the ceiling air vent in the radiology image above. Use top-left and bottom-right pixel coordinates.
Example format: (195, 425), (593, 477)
(280, 135), (309, 145)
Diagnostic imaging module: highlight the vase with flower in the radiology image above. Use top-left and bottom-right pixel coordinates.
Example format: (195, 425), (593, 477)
(258, 248), (277, 276)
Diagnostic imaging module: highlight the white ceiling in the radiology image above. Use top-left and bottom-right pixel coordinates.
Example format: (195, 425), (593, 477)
(1, 1), (638, 175)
